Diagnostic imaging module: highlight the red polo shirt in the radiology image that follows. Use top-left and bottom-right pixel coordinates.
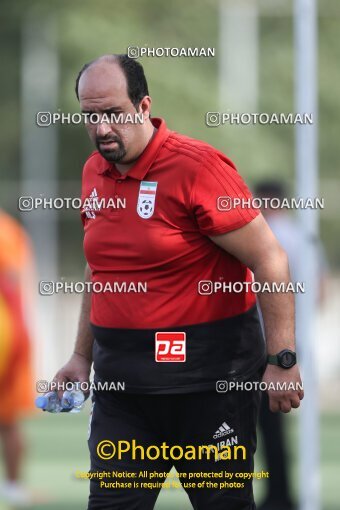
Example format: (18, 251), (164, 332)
(80, 118), (265, 393)
(81, 117), (259, 329)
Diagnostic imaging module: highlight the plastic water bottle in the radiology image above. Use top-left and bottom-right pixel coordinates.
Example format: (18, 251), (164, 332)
(35, 383), (87, 413)
(35, 391), (63, 413)
(61, 385), (86, 413)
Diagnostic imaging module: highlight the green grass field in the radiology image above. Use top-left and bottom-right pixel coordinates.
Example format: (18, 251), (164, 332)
(0, 407), (339, 510)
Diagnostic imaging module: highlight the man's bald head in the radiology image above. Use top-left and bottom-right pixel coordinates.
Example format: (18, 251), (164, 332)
(75, 54), (149, 108)
(76, 54), (153, 167)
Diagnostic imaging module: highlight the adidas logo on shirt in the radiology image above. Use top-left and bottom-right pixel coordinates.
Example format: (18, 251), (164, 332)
(213, 421), (234, 439)
(83, 188), (101, 219)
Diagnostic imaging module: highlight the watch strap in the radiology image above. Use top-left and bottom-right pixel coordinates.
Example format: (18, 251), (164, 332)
(267, 354), (279, 365)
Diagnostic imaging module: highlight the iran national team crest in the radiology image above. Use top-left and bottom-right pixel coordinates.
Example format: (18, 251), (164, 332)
(137, 181), (158, 219)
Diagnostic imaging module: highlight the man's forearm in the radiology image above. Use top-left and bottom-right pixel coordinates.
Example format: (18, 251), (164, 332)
(209, 217), (303, 412)
(74, 263), (94, 362)
(254, 248), (296, 355)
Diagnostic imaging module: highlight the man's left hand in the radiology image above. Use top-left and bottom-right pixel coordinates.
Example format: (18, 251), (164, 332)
(262, 364), (304, 413)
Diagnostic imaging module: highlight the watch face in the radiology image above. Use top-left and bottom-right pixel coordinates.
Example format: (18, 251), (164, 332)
(280, 350), (296, 368)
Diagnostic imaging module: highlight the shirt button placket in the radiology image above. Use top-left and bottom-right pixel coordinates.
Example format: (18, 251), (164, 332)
(112, 178), (123, 216)
(115, 179), (122, 199)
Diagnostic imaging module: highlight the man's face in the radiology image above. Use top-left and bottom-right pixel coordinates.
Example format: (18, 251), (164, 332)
(78, 62), (146, 163)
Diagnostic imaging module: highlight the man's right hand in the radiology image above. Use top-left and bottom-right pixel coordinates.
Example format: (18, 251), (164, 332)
(53, 352), (92, 399)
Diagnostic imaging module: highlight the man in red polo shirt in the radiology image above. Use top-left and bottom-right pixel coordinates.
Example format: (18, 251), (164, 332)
(54, 54), (303, 510)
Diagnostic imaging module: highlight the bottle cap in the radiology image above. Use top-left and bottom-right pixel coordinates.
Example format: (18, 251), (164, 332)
(35, 396), (48, 409)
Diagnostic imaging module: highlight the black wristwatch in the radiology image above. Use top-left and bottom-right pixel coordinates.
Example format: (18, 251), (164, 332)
(267, 349), (297, 369)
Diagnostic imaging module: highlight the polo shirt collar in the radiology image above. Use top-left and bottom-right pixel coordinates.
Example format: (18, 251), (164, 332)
(96, 117), (170, 180)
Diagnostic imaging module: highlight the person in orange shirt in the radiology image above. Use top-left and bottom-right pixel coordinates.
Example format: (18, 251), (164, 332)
(0, 209), (35, 506)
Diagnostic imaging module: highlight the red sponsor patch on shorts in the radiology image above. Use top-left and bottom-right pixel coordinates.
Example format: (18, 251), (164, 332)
(155, 332), (186, 362)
